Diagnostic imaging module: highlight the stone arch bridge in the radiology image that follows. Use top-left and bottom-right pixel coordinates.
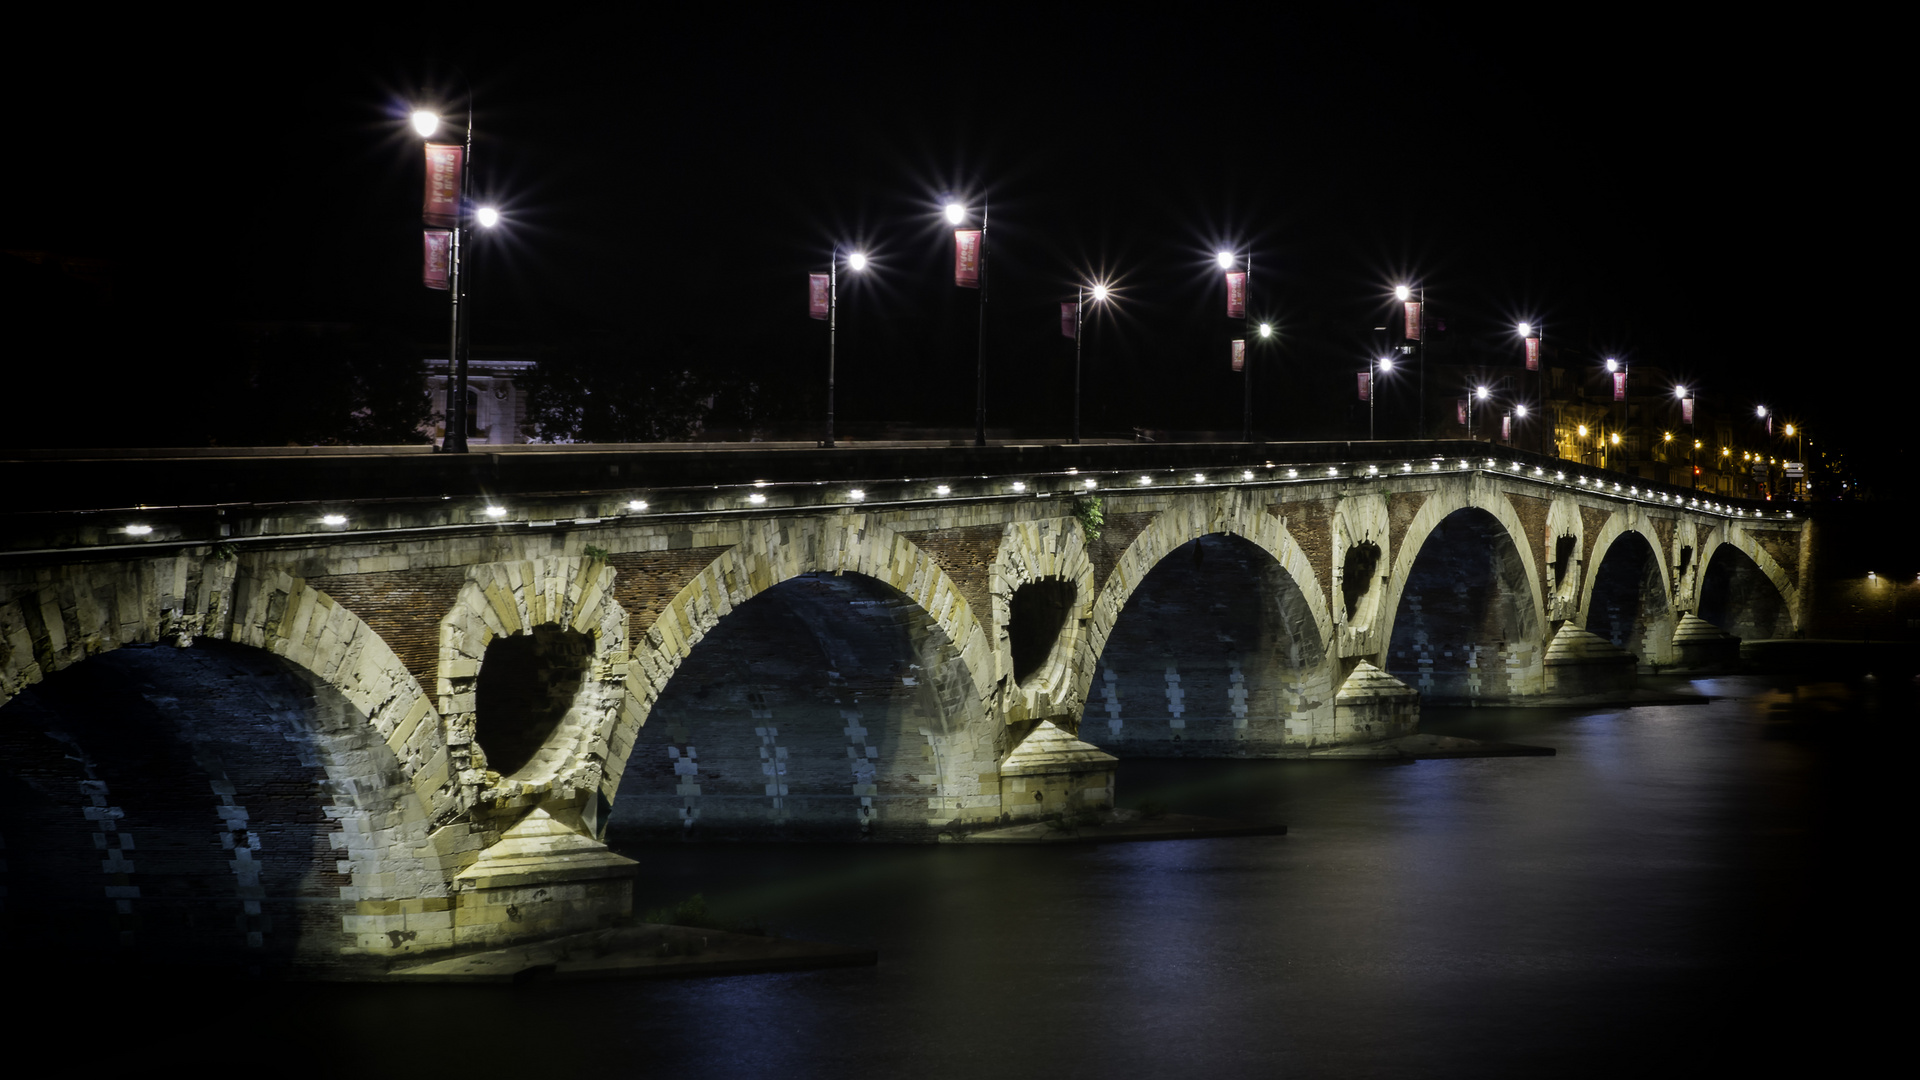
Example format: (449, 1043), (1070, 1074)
(0, 442), (1806, 969)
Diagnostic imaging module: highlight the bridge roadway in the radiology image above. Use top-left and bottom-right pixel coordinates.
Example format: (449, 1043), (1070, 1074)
(0, 440), (1807, 972)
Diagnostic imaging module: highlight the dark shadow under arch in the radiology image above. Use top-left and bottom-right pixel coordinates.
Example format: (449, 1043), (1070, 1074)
(1385, 508), (1543, 702)
(0, 640), (401, 970)
(1089, 533), (1326, 756)
(1587, 532), (1674, 665)
(1699, 544), (1792, 640)
(607, 571), (982, 841)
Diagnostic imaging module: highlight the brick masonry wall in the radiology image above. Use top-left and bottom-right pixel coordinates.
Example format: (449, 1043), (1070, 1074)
(310, 567), (467, 689)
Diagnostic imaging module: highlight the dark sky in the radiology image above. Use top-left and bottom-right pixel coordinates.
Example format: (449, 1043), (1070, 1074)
(5, 11), (1900, 471)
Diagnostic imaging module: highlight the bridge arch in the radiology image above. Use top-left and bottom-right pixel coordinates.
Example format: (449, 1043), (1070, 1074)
(1079, 491), (1332, 746)
(603, 517), (995, 821)
(1694, 525), (1800, 635)
(993, 517), (1097, 723)
(1579, 520), (1677, 665)
(0, 635), (451, 964)
(1377, 484), (1548, 701)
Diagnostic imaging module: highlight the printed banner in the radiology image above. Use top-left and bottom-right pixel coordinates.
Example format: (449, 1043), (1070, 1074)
(1502, 414), (1513, 441)
(1404, 301), (1422, 341)
(1357, 371), (1371, 401)
(1231, 338), (1245, 372)
(1613, 371), (1628, 401)
(1524, 335), (1541, 371)
(1061, 302), (1078, 339)
(424, 143), (464, 228)
(1225, 271), (1248, 319)
(954, 230), (982, 288)
(422, 229), (452, 290)
(1681, 397), (1695, 425)
(808, 274), (830, 319)
(1458, 399), (1468, 426)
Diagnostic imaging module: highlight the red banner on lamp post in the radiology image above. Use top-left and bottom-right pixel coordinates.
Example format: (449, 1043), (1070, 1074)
(1502, 414), (1513, 441)
(1225, 271), (1247, 319)
(808, 274), (830, 319)
(1357, 371), (1371, 401)
(422, 229), (452, 290)
(954, 230), (982, 288)
(1458, 399), (1468, 426)
(1613, 371), (1628, 401)
(1231, 339), (1245, 372)
(1681, 397), (1695, 424)
(1524, 336), (1541, 371)
(1404, 301), (1422, 341)
(424, 143), (464, 228)
(1061, 302), (1078, 339)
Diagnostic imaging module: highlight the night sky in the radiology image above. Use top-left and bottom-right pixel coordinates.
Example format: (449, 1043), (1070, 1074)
(5, 12), (1899, 480)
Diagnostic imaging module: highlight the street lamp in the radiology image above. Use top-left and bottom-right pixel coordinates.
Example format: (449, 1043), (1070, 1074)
(1219, 250), (1255, 441)
(1675, 385), (1697, 489)
(1365, 357), (1393, 439)
(1393, 283), (1426, 436)
(1070, 281), (1113, 444)
(1470, 384), (1490, 441)
(412, 98), (476, 452)
(810, 246), (867, 448)
(947, 199), (988, 445)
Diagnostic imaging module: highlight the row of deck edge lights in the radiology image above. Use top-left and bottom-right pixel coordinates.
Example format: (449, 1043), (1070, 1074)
(108, 459), (1784, 538)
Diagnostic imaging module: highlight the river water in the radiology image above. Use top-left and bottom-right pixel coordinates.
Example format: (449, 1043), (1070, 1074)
(75, 675), (1905, 1076)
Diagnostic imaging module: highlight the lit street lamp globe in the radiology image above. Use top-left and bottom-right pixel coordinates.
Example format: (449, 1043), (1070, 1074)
(410, 110), (440, 137)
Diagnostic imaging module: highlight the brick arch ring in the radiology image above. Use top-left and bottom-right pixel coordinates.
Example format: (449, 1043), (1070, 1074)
(598, 516), (995, 813)
(1370, 481), (1549, 669)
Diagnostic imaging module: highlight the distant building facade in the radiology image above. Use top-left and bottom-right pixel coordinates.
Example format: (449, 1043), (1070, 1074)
(424, 358), (535, 445)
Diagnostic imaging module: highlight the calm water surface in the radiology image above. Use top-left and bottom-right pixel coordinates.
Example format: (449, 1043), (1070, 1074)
(98, 676), (1908, 1076)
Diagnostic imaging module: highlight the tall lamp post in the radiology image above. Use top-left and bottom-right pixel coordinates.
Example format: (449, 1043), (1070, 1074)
(1365, 357), (1393, 439)
(1395, 285), (1425, 437)
(1220, 251), (1254, 441)
(411, 105), (483, 453)
(1675, 385), (1697, 490)
(809, 248), (867, 448)
(1069, 282), (1112, 445)
(947, 200), (989, 447)
(1469, 384), (1490, 441)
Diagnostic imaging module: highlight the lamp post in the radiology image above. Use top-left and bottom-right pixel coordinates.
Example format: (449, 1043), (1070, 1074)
(412, 106), (478, 452)
(819, 247), (867, 448)
(1220, 250), (1254, 441)
(1675, 385), (1696, 490)
(1368, 357), (1393, 439)
(1071, 282), (1112, 445)
(1469, 384), (1489, 441)
(1395, 284), (1426, 437)
(947, 200), (988, 447)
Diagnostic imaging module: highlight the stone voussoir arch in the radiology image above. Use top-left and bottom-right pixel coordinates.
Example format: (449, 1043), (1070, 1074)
(0, 554), (458, 919)
(1575, 510), (1676, 629)
(599, 515), (993, 810)
(1080, 489), (1333, 712)
(1372, 475), (1548, 667)
(1693, 522), (1801, 629)
(437, 554), (629, 805)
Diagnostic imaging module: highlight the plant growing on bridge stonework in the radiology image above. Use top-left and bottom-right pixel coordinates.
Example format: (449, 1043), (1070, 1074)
(1071, 495), (1104, 541)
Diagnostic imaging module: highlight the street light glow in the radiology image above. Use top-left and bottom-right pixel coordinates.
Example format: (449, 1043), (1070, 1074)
(1517, 322), (1532, 336)
(1605, 358), (1618, 372)
(847, 251), (868, 271)
(1258, 323), (1273, 338)
(1675, 386), (1689, 399)
(1756, 405), (1768, 417)
(476, 206), (500, 228)
(1476, 386), (1490, 399)
(943, 202), (966, 225)
(1378, 357), (1393, 371)
(1215, 251), (1235, 270)
(1090, 283), (1110, 302)
(410, 110), (440, 137)
(1578, 424), (1588, 437)
(1515, 404), (1529, 417)
(1394, 285), (1411, 301)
